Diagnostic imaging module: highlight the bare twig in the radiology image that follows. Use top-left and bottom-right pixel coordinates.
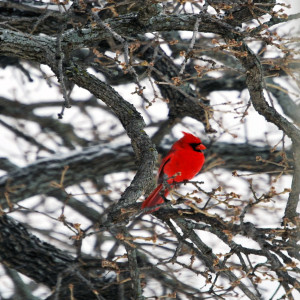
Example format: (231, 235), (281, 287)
(179, 17), (200, 75)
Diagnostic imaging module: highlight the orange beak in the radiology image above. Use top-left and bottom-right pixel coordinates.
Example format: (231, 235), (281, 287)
(196, 144), (206, 151)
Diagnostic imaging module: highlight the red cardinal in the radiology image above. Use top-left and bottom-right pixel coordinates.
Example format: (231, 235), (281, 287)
(141, 132), (206, 212)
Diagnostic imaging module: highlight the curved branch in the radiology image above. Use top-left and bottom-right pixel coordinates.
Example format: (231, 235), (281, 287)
(0, 26), (157, 222)
(60, 62), (157, 221)
(234, 39), (300, 221)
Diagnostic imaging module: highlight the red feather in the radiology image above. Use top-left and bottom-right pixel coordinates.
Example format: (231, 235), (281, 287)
(141, 132), (206, 212)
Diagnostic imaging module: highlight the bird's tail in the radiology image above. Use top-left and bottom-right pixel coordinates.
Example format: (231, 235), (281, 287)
(141, 184), (169, 212)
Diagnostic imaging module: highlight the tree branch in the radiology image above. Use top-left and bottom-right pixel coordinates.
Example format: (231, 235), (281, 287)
(0, 142), (292, 209)
(0, 214), (131, 300)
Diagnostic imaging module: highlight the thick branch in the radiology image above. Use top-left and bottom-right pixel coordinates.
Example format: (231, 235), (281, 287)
(0, 142), (292, 209)
(0, 143), (134, 207)
(0, 214), (129, 300)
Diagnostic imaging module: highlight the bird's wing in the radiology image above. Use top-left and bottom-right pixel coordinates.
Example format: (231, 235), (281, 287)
(157, 148), (176, 184)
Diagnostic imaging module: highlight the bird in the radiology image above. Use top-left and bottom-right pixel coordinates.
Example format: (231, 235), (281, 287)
(141, 132), (206, 212)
